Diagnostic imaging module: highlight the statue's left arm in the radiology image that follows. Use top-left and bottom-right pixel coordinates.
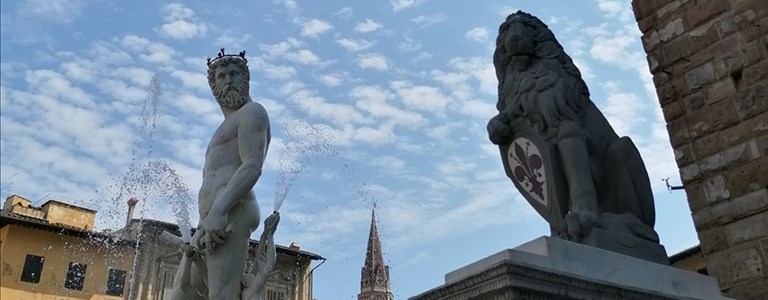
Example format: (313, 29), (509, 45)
(203, 103), (270, 245)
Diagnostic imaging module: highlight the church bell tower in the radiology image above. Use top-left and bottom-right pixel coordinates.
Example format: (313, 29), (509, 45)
(358, 207), (394, 300)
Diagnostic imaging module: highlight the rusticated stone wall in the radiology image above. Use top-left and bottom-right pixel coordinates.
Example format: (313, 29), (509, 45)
(631, 0), (767, 299)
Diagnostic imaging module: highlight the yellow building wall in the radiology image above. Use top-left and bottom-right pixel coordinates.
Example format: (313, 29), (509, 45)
(43, 203), (96, 230)
(0, 225), (135, 300)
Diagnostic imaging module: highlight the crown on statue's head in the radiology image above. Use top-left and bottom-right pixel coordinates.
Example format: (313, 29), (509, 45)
(206, 48), (248, 66)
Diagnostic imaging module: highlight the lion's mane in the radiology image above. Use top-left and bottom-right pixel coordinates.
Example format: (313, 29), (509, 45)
(493, 11), (592, 138)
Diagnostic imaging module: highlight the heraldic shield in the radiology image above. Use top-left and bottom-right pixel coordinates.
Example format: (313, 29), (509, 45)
(498, 125), (569, 236)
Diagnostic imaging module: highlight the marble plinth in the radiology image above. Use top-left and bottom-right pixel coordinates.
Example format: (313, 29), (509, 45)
(410, 236), (728, 300)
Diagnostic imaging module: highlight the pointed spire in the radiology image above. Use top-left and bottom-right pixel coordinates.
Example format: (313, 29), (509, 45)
(358, 207), (393, 300)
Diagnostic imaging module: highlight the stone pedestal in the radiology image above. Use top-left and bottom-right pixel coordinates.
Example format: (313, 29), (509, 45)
(410, 237), (728, 300)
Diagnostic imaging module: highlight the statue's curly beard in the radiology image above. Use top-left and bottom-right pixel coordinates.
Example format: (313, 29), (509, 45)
(214, 81), (248, 109)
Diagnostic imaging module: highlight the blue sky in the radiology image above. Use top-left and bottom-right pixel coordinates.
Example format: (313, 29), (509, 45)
(1, 0), (699, 298)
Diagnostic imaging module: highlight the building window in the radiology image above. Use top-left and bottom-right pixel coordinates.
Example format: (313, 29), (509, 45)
(266, 289), (286, 300)
(106, 269), (127, 296)
(162, 270), (176, 300)
(64, 262), (87, 290)
(20, 255), (45, 283)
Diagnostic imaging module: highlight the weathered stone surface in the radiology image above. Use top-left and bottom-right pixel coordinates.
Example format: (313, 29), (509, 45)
(756, 133), (768, 157)
(657, 0), (684, 22)
(674, 143), (696, 166)
(637, 15), (659, 34)
(720, 110), (768, 144)
(706, 243), (765, 288)
(680, 162), (701, 183)
(733, 83), (768, 120)
(659, 18), (686, 43)
(704, 174), (731, 204)
(688, 98), (739, 139)
(744, 37), (768, 65)
(704, 79), (736, 104)
(693, 131), (722, 158)
(682, 91), (704, 112)
(661, 100), (685, 122)
(686, 33), (745, 73)
(686, 63), (716, 90)
(686, 0), (730, 28)
(666, 117), (690, 147)
(724, 276), (768, 300)
(698, 142), (754, 175)
(692, 188), (768, 230)
(724, 210), (768, 246)
(689, 20), (722, 54)
(661, 35), (694, 67)
(744, 16), (768, 42)
(685, 181), (708, 212)
(727, 155), (768, 197)
(698, 226), (728, 254)
(632, 0), (674, 22)
(741, 59), (768, 87)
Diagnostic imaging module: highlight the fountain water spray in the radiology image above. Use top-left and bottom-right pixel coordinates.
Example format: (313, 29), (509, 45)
(272, 96), (341, 212)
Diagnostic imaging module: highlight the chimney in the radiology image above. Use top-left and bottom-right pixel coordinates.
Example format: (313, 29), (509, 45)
(289, 242), (300, 251)
(126, 197), (139, 227)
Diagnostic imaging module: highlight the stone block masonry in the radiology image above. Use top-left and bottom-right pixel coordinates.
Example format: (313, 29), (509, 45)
(632, 0), (768, 299)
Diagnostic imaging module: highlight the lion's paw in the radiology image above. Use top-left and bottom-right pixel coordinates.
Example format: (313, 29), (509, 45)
(564, 211), (599, 241)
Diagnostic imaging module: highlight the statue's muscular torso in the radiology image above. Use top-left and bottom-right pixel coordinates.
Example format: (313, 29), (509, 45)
(198, 101), (269, 234)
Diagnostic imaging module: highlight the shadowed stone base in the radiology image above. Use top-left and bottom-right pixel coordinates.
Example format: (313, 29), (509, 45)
(582, 227), (669, 265)
(410, 237), (728, 300)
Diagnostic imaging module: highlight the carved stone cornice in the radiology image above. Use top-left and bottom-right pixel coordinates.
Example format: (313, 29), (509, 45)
(411, 260), (677, 300)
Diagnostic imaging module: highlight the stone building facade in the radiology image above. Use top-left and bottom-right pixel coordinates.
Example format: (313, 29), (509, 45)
(631, 1), (767, 298)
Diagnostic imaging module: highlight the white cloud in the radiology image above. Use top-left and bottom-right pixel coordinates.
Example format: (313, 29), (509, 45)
(370, 156), (405, 171)
(349, 85), (424, 126)
(301, 19), (333, 38)
(293, 90), (366, 126)
(334, 7), (353, 20)
(465, 27), (489, 42)
(259, 40), (327, 66)
(354, 19), (382, 33)
(120, 35), (177, 65)
(262, 64), (297, 80)
(284, 49), (322, 65)
(356, 53), (389, 71)
(17, 0), (85, 24)
(336, 38), (375, 52)
(317, 73), (345, 87)
(274, 0), (299, 11)
(157, 3), (207, 40)
(600, 82), (646, 137)
(390, 81), (449, 113)
(170, 69), (209, 93)
(214, 32), (252, 50)
(390, 0), (424, 12)
(410, 14), (447, 27)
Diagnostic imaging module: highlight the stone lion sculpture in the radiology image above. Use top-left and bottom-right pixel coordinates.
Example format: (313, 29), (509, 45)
(488, 11), (666, 262)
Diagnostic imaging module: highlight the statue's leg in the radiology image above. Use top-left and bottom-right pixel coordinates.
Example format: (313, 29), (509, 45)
(557, 120), (599, 240)
(606, 136), (655, 227)
(206, 201), (259, 300)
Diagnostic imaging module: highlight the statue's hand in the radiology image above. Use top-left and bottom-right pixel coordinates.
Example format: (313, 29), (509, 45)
(198, 213), (232, 254)
(264, 212), (280, 235)
(487, 114), (514, 145)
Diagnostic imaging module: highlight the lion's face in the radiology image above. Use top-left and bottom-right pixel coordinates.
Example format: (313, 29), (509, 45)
(495, 12), (550, 72)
